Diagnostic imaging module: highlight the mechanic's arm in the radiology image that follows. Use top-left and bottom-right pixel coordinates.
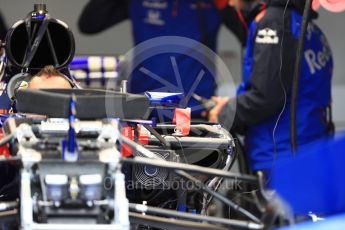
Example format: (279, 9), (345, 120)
(219, 5), (247, 46)
(78, 0), (129, 34)
(214, 21), (296, 134)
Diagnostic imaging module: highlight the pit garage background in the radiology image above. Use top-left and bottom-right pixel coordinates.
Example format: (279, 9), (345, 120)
(1, 0), (344, 131)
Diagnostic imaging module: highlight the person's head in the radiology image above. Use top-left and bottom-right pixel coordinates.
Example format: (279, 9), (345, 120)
(28, 65), (73, 89)
(229, 0), (257, 10)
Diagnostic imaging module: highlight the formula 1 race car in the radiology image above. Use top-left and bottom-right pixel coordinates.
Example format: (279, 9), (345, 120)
(0, 87), (293, 230)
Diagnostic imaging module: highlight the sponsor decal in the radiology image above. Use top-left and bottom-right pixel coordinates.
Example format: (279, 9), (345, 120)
(255, 28), (279, 44)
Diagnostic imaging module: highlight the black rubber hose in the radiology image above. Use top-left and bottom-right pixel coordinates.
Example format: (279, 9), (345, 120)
(143, 124), (169, 149)
(290, 0), (313, 152)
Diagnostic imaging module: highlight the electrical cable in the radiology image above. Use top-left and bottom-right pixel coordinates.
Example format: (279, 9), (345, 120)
(172, 135), (188, 163)
(272, 0), (290, 163)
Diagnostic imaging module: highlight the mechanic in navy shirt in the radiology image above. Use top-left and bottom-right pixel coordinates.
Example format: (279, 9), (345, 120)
(209, 0), (333, 172)
(79, 0), (246, 117)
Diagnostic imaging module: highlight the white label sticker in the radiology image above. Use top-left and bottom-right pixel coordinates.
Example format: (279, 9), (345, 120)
(255, 28), (279, 44)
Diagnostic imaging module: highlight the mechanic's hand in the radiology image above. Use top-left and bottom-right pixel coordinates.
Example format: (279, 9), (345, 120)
(208, 96), (230, 123)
